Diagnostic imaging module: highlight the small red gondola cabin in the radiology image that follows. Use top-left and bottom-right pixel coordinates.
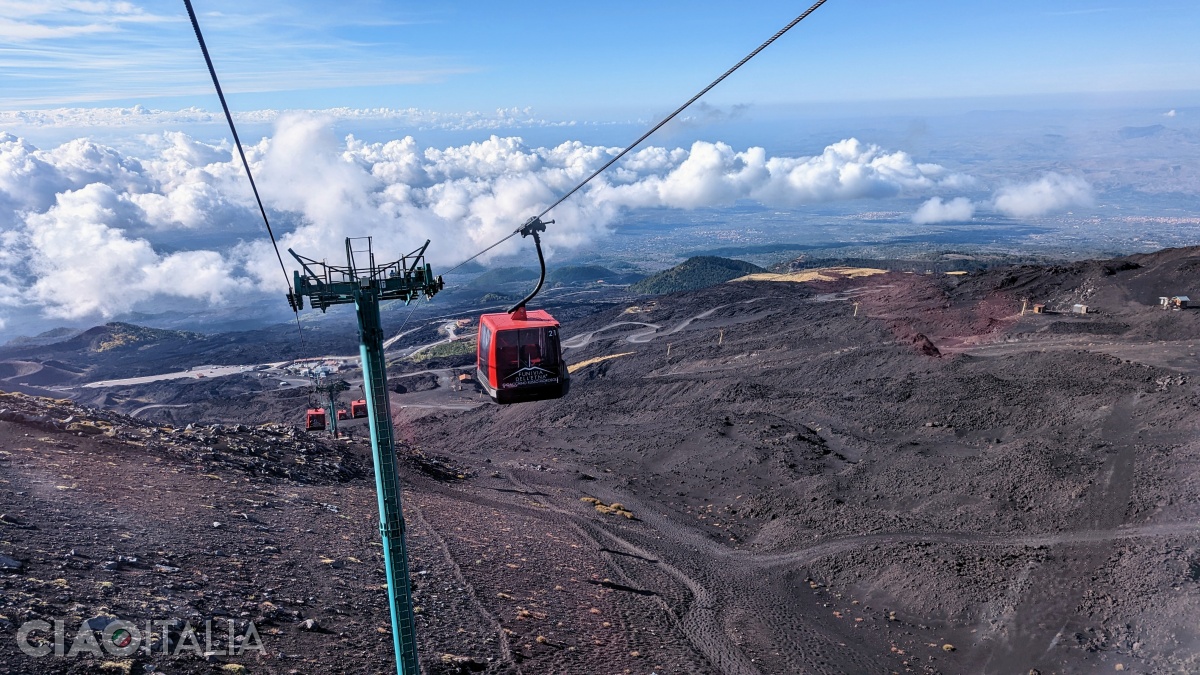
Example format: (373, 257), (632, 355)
(477, 307), (569, 404)
(350, 399), (368, 419)
(336, 409), (350, 421)
(306, 408), (326, 431)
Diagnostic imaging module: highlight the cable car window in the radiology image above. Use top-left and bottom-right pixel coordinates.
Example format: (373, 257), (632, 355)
(478, 325), (491, 372)
(518, 330), (542, 367)
(495, 327), (560, 386)
(535, 328), (560, 368)
(495, 329), (520, 378)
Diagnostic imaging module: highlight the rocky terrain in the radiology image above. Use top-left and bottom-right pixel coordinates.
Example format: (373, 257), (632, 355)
(1, 246), (1198, 674)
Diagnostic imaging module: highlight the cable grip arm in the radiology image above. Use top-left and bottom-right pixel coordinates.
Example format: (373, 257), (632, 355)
(508, 216), (553, 314)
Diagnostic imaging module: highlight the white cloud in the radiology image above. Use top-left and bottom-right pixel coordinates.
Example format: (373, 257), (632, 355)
(0, 132), (73, 212)
(992, 172), (1094, 219)
(0, 17), (115, 39)
(0, 1), (144, 17)
(24, 184), (248, 319)
(0, 119), (972, 322)
(912, 196), (975, 224)
(933, 172), (978, 191)
(44, 138), (149, 194)
(597, 138), (964, 209)
(0, 1), (169, 41)
(1164, 109), (1177, 118)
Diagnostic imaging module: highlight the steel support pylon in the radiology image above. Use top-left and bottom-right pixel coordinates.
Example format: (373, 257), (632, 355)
(286, 238), (442, 675)
(357, 289), (419, 674)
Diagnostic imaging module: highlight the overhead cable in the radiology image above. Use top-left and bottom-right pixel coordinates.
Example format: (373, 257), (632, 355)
(443, 0), (831, 274)
(181, 0), (304, 338)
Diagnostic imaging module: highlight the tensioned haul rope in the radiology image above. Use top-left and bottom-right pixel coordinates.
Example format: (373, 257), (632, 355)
(182, 0), (304, 338)
(444, 0), (831, 275)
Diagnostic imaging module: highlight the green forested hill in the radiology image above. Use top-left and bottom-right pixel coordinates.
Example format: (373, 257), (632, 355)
(630, 257), (764, 294)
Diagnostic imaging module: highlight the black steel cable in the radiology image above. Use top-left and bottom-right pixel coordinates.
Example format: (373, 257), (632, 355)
(391, 296), (425, 349)
(537, 0), (829, 219)
(181, 0), (304, 338)
(441, 230), (520, 276)
(444, 0), (830, 275)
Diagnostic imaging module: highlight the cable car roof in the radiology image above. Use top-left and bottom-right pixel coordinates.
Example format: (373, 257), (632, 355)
(480, 309), (558, 330)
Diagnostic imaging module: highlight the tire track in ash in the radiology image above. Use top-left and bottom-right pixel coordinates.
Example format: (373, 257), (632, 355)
(406, 494), (521, 674)
(407, 475), (717, 672)
(417, 460), (1200, 674)
(747, 521), (1200, 569)
(577, 516), (746, 674)
(501, 471), (761, 675)
(971, 393), (1147, 674)
(527, 474), (1197, 674)
(512, 474), (897, 674)
(570, 488), (1199, 675)
(572, 483), (892, 675)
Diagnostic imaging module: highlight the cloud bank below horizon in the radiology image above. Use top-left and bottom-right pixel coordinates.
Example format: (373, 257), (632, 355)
(0, 115), (1087, 325)
(912, 196), (976, 225)
(992, 172), (1095, 219)
(911, 172), (1095, 224)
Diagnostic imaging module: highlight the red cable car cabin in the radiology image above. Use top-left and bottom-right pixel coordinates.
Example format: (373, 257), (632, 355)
(336, 409), (350, 421)
(477, 307), (569, 404)
(350, 399), (368, 418)
(305, 408), (326, 431)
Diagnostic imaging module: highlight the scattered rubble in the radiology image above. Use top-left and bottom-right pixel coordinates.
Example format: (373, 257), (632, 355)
(0, 391), (364, 484)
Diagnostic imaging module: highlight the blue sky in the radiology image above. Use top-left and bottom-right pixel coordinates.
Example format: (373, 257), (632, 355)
(2, 0), (1199, 117)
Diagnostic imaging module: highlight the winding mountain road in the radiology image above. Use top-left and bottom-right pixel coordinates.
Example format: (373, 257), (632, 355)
(563, 298), (766, 349)
(129, 403), (190, 418)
